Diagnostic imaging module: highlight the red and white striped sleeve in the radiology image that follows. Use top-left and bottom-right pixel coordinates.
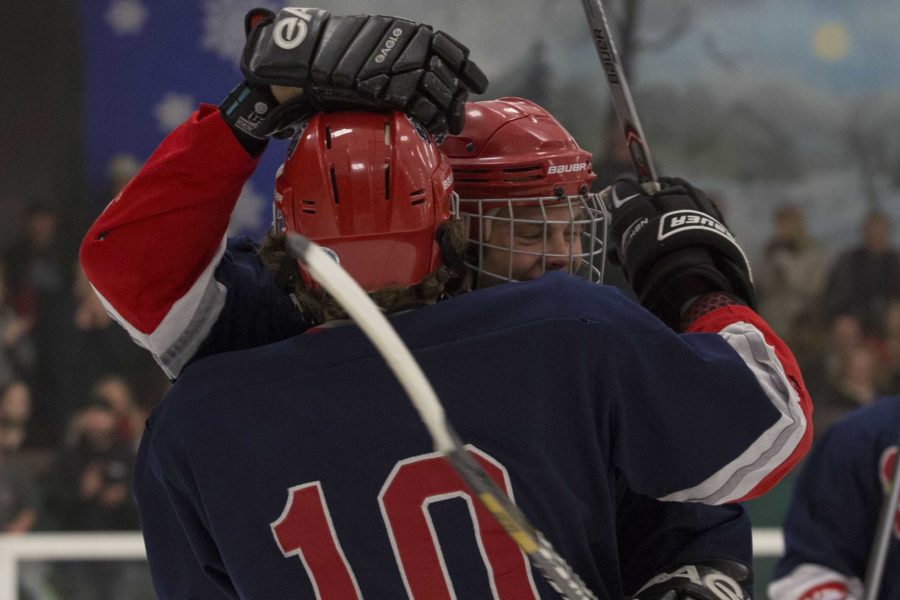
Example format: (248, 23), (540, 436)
(79, 104), (262, 378)
(659, 302), (813, 504)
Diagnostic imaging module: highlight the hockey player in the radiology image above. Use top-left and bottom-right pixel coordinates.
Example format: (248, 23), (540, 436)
(770, 395), (900, 600)
(445, 97), (755, 599)
(79, 9), (486, 596)
(79, 7), (487, 380)
(113, 107), (809, 598)
(75, 7), (808, 597)
(442, 97), (604, 288)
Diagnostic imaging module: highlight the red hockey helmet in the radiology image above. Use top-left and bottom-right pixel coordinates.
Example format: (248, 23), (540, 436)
(274, 111), (456, 291)
(443, 97), (607, 286)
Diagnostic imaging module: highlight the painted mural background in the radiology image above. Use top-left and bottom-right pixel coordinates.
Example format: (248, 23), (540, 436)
(81, 0), (900, 263)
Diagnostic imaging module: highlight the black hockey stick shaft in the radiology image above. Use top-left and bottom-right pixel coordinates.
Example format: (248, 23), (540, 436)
(580, 0), (659, 189)
(286, 233), (598, 600)
(863, 433), (900, 600)
(446, 444), (598, 599)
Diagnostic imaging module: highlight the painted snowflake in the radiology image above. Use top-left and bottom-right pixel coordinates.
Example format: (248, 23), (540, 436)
(229, 181), (270, 237)
(105, 0), (150, 36)
(106, 152), (142, 181)
(153, 92), (196, 133)
(201, 0), (278, 64)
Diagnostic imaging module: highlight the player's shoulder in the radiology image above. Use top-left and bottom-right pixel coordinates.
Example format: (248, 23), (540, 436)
(146, 335), (277, 442)
(834, 395), (900, 430)
(443, 271), (665, 334)
(145, 357), (266, 457)
(149, 273), (663, 433)
(381, 272), (668, 355)
(215, 235), (280, 288)
(214, 236), (265, 276)
(818, 395), (900, 449)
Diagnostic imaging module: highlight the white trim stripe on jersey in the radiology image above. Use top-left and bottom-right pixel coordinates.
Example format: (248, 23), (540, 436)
(659, 321), (808, 504)
(768, 563), (863, 600)
(90, 237), (229, 380)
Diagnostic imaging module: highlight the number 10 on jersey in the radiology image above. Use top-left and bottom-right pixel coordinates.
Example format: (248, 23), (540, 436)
(271, 446), (540, 598)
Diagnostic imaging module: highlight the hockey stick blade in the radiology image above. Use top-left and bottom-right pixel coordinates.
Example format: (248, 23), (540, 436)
(580, 0), (659, 190)
(286, 233), (598, 600)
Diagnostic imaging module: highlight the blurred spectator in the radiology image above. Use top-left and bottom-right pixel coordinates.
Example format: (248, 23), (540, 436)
(43, 396), (139, 531)
(69, 263), (170, 413)
(3, 200), (76, 446)
(0, 262), (35, 389)
(782, 309), (831, 408)
(0, 380), (37, 533)
(825, 211), (900, 339)
(0, 380), (32, 451)
(755, 204), (828, 343)
(815, 343), (880, 440)
(88, 374), (145, 451)
(791, 313), (889, 439)
(823, 315), (867, 384)
(2, 199), (68, 319)
(72, 260), (112, 332)
(40, 394), (141, 598)
(885, 300), (900, 394)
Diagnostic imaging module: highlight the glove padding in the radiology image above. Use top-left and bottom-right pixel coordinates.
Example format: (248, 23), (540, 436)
(240, 7), (489, 137)
(603, 177), (756, 329)
(635, 560), (752, 600)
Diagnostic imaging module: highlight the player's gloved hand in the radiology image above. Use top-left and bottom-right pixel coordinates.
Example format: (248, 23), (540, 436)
(634, 560), (752, 600)
(602, 177), (756, 329)
(239, 6), (489, 139)
(219, 9), (311, 156)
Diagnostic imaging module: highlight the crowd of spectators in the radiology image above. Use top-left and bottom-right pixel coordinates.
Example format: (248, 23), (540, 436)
(0, 182), (898, 597)
(0, 197), (167, 598)
(755, 205), (900, 439)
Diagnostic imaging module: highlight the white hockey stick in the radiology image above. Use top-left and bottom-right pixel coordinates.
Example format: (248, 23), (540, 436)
(285, 233), (598, 600)
(580, 0), (660, 191)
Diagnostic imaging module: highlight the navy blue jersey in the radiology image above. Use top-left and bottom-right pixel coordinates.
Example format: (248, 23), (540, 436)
(615, 483), (752, 595)
(81, 108), (803, 598)
(771, 396), (900, 600)
(189, 237), (309, 367)
(136, 272), (807, 599)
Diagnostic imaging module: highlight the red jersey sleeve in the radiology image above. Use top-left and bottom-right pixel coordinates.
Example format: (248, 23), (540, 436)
(670, 304), (813, 502)
(79, 105), (263, 377)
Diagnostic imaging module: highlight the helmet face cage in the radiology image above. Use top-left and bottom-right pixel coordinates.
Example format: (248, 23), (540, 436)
(445, 97), (608, 286)
(460, 192), (608, 286)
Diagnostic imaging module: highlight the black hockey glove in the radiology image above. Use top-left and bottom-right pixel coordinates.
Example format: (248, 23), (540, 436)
(603, 177), (756, 329)
(634, 560), (752, 600)
(219, 8), (314, 155)
(219, 79), (281, 156)
(238, 7), (489, 138)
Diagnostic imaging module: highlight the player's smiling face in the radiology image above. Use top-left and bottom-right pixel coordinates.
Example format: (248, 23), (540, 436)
(478, 204), (585, 287)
